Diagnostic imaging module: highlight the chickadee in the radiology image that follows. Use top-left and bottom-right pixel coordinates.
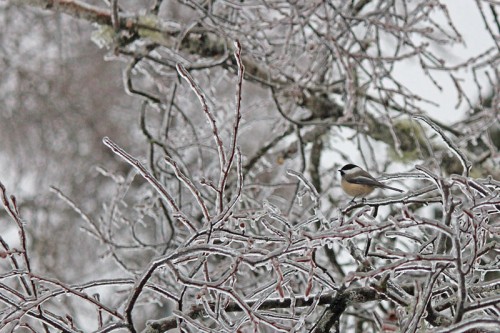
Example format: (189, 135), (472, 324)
(338, 164), (403, 199)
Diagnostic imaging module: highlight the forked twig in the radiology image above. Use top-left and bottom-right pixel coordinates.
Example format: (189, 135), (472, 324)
(102, 137), (197, 232)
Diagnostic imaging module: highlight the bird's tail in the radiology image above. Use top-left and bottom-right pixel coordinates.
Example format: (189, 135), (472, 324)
(383, 184), (403, 193)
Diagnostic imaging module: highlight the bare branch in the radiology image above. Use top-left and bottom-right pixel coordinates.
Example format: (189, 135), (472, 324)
(102, 137), (197, 232)
(414, 115), (472, 177)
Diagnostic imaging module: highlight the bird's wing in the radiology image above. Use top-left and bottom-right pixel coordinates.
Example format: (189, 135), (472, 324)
(351, 176), (403, 192)
(349, 175), (385, 187)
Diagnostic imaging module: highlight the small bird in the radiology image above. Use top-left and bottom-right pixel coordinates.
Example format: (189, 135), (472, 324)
(338, 164), (403, 199)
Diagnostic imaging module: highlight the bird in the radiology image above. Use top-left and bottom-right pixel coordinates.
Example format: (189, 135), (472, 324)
(338, 164), (403, 199)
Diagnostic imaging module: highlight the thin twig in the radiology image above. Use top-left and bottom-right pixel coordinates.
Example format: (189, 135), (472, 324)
(414, 115), (472, 177)
(102, 137), (197, 232)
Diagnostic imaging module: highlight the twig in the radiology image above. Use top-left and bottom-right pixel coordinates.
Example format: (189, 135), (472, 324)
(164, 156), (211, 223)
(0, 182), (37, 298)
(413, 115), (472, 177)
(102, 137), (197, 232)
(217, 41), (245, 214)
(176, 63), (227, 212)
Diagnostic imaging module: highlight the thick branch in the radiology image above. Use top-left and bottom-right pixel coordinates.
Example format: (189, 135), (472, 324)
(143, 287), (383, 333)
(11, 0), (114, 25)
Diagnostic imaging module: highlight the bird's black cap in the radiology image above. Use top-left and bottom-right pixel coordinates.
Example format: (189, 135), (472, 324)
(338, 164), (358, 174)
